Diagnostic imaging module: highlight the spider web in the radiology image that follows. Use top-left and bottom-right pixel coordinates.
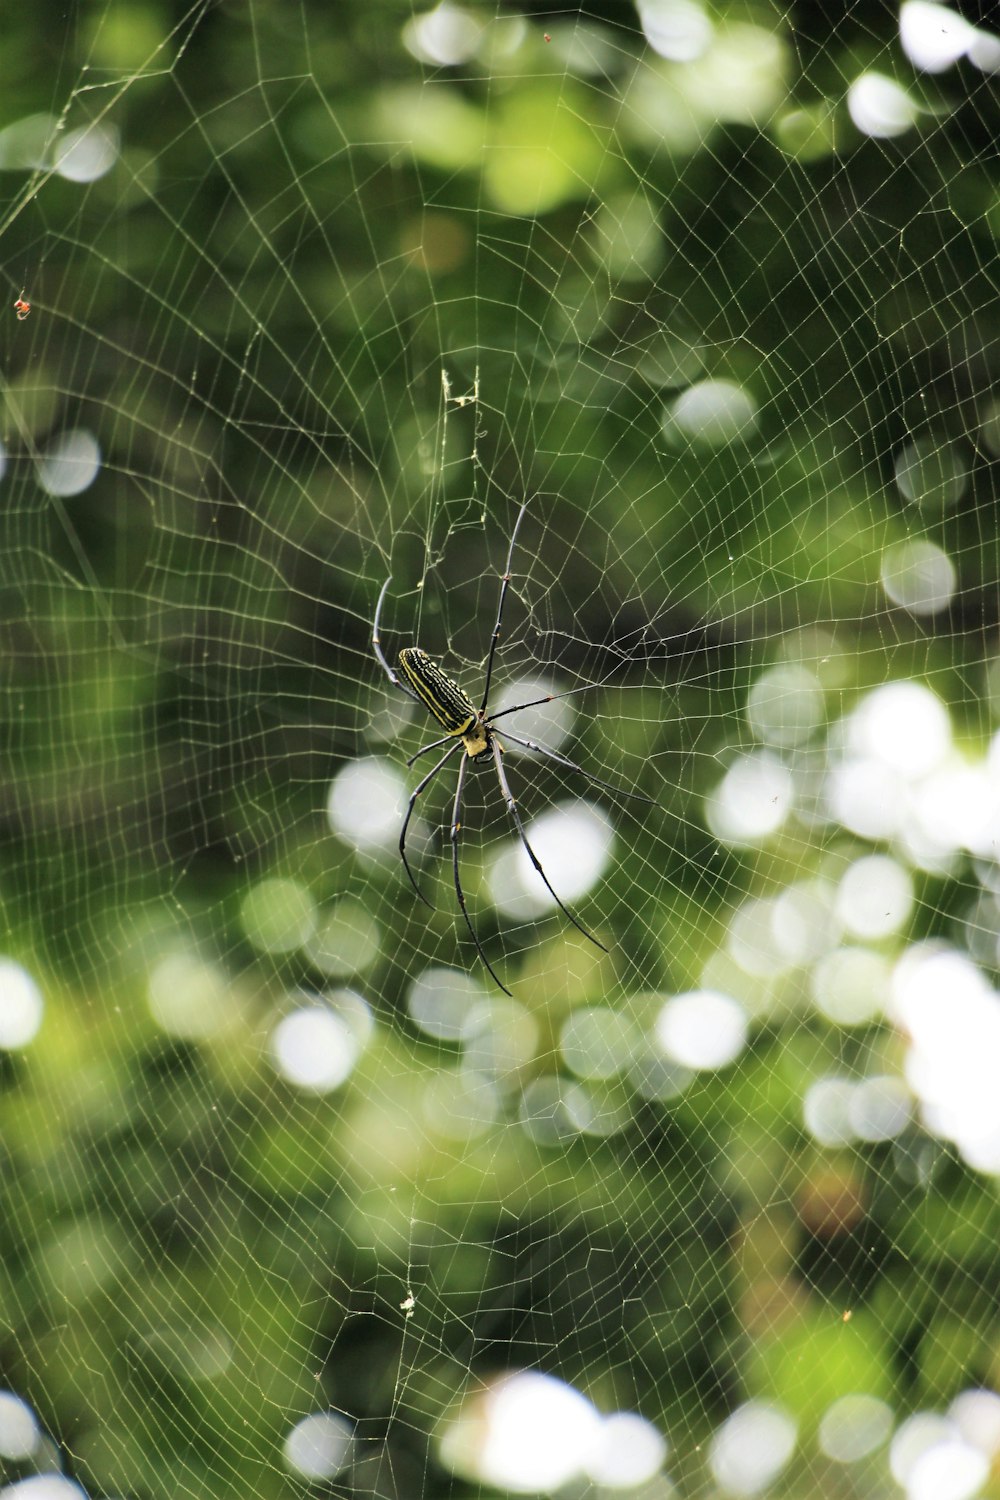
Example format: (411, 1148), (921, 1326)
(1, 2), (999, 1498)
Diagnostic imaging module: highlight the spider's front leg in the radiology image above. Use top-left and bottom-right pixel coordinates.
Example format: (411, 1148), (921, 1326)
(372, 577), (421, 704)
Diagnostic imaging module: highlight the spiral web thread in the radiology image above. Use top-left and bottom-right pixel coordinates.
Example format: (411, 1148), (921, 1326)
(0, 3), (999, 1499)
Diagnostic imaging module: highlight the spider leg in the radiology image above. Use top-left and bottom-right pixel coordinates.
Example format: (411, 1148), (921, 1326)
(478, 501), (529, 714)
(373, 576), (421, 704)
(490, 737), (608, 954)
(407, 733), (455, 768)
(400, 740), (462, 908)
(486, 683), (604, 725)
(497, 731), (654, 804)
(450, 748), (512, 996)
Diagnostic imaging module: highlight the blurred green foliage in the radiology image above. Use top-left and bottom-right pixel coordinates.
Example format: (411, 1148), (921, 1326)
(0, 2), (1000, 1498)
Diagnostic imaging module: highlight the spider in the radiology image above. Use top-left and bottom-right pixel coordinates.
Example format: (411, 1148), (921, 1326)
(372, 503), (652, 994)
(13, 292), (30, 321)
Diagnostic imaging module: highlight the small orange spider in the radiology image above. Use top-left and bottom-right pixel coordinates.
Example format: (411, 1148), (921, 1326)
(13, 293), (30, 321)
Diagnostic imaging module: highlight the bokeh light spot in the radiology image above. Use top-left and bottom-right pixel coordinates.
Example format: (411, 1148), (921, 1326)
(408, 966), (487, 1041)
(36, 430), (101, 497)
(818, 1393), (893, 1462)
(847, 73), (918, 138)
(665, 379), (758, 448)
(881, 539), (956, 616)
(327, 758), (410, 853)
(283, 1411), (353, 1480)
(307, 900), (381, 977)
(585, 1410), (667, 1488)
(0, 959), (44, 1048)
(492, 676), (573, 755)
(147, 951), (238, 1039)
(270, 993), (372, 1094)
(900, 2), (977, 72)
(707, 751), (793, 844)
(402, 4), (483, 66)
(637, 0), (712, 63)
(811, 946), (891, 1026)
(0, 1391), (39, 1460)
(848, 681), (952, 779)
(849, 1075), (911, 1142)
(423, 1069), (500, 1141)
(442, 1372), (604, 1493)
(462, 998), (539, 1086)
(747, 664), (825, 747)
(0, 113), (58, 170)
(54, 122), (119, 181)
(836, 854), (913, 939)
(559, 1006), (641, 1080)
(655, 990), (747, 1071)
(493, 800), (612, 915)
(950, 1389), (1000, 1458)
(240, 877), (317, 955)
(894, 437), (968, 510)
(803, 1076), (855, 1147)
(709, 1401), (797, 1496)
(890, 1413), (988, 1500)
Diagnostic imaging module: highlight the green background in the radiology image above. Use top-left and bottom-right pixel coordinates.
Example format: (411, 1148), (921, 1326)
(0, 2), (999, 1497)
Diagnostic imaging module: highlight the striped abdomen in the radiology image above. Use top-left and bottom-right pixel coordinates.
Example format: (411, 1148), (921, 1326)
(399, 648), (477, 736)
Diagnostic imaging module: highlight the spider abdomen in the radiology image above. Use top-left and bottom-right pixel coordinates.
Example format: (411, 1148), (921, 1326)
(398, 647), (477, 736)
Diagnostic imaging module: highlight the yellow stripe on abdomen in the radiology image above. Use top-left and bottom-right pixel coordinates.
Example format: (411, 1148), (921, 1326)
(399, 647), (477, 735)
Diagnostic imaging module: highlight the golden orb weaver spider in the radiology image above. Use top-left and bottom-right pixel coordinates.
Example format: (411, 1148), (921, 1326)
(372, 503), (652, 994)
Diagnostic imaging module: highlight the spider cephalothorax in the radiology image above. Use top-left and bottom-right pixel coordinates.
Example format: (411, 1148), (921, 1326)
(372, 502), (651, 994)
